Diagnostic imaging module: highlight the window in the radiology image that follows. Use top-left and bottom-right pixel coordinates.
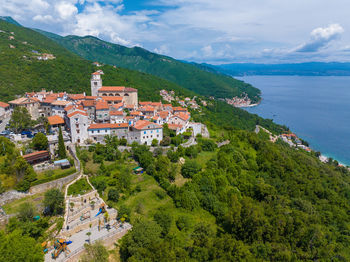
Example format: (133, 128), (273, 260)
(94, 82), (97, 86)
(143, 136), (145, 139)
(157, 130), (159, 133)
(144, 131), (146, 134)
(98, 130), (100, 133)
(77, 130), (80, 134)
(151, 130), (153, 133)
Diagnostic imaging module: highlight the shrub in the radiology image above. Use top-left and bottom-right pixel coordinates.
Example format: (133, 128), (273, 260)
(108, 188), (120, 202)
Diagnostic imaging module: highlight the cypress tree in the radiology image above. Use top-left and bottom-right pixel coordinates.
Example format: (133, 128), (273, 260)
(58, 127), (66, 159)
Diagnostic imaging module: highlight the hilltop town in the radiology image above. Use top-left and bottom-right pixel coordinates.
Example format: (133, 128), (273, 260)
(0, 70), (205, 154)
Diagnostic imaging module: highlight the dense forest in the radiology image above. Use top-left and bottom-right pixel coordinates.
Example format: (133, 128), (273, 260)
(73, 129), (350, 261)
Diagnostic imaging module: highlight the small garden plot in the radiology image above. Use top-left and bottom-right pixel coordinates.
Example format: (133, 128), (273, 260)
(67, 178), (92, 196)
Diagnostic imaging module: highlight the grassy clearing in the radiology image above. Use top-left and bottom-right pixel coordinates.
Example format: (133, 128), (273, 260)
(2, 192), (45, 215)
(36, 167), (76, 181)
(67, 177), (92, 196)
(194, 150), (217, 168)
(114, 172), (216, 245)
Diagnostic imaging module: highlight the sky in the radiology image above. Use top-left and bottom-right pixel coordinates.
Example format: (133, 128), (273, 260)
(1, 0), (350, 64)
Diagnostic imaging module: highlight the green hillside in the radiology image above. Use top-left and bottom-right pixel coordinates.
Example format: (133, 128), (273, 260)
(0, 20), (282, 132)
(38, 32), (261, 102)
(0, 20), (192, 102)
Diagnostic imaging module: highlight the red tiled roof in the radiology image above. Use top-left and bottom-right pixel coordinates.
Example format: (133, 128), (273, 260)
(95, 101), (109, 110)
(23, 150), (49, 161)
(47, 115), (65, 125)
(67, 110), (88, 118)
(158, 111), (170, 119)
(110, 111), (124, 116)
(142, 106), (155, 112)
(125, 87), (137, 92)
(88, 123), (128, 130)
(42, 97), (56, 104)
(69, 94), (85, 100)
(112, 103), (123, 109)
(151, 102), (162, 107)
(172, 106), (187, 112)
(98, 86), (125, 92)
(130, 111), (141, 116)
(85, 96), (98, 100)
(125, 104), (135, 109)
(82, 100), (95, 107)
(0, 101), (9, 108)
(139, 101), (152, 106)
(168, 124), (183, 130)
(174, 112), (190, 121)
(92, 71), (101, 75)
(134, 120), (161, 130)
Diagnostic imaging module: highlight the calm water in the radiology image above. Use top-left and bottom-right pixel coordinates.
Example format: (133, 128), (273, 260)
(238, 76), (350, 165)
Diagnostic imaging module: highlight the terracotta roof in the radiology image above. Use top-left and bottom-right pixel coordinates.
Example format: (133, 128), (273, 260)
(168, 124), (183, 130)
(134, 120), (161, 130)
(125, 104), (135, 109)
(64, 104), (74, 112)
(130, 111), (141, 116)
(98, 86), (125, 92)
(110, 111), (124, 116)
(151, 102), (162, 107)
(95, 101), (109, 110)
(0, 101), (9, 108)
(88, 123), (128, 130)
(92, 71), (101, 75)
(23, 150), (49, 161)
(41, 97), (56, 104)
(125, 116), (135, 120)
(82, 100), (95, 107)
(139, 101), (152, 106)
(51, 100), (70, 106)
(174, 112), (190, 121)
(101, 96), (123, 102)
(69, 94), (85, 100)
(67, 110), (88, 118)
(9, 97), (38, 105)
(125, 87), (137, 92)
(158, 111), (170, 119)
(142, 106), (155, 112)
(163, 104), (172, 108)
(85, 96), (98, 100)
(172, 106), (187, 112)
(47, 115), (65, 125)
(112, 103), (123, 109)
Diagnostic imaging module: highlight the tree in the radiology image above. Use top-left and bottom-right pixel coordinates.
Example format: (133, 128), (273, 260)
(181, 160), (201, 178)
(58, 126), (66, 159)
(154, 208), (173, 236)
(80, 241), (109, 262)
(9, 107), (33, 133)
(17, 203), (35, 222)
(108, 188), (119, 202)
(151, 139), (158, 147)
(0, 230), (44, 261)
(43, 188), (64, 215)
(31, 132), (48, 150)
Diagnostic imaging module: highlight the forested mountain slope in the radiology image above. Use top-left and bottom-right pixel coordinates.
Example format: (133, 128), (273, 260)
(37, 31), (261, 102)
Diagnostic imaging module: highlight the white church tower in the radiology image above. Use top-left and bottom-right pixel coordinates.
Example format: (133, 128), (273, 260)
(91, 71), (103, 96)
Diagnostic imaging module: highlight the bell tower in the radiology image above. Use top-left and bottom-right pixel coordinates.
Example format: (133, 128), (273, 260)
(91, 71), (103, 96)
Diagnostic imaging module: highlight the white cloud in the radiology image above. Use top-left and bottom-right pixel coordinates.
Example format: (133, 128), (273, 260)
(295, 24), (344, 52)
(154, 44), (169, 55)
(55, 2), (78, 20)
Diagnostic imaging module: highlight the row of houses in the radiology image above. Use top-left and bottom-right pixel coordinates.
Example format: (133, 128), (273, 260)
(3, 71), (193, 146)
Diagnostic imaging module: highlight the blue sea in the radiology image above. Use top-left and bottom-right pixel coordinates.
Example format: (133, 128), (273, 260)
(238, 76), (350, 166)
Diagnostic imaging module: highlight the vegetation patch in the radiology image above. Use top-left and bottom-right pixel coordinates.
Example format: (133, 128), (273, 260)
(67, 177), (92, 196)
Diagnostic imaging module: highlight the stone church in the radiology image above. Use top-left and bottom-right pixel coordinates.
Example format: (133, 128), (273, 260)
(91, 71), (138, 107)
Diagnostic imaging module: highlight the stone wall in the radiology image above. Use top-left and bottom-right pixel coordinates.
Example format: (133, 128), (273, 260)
(29, 172), (79, 194)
